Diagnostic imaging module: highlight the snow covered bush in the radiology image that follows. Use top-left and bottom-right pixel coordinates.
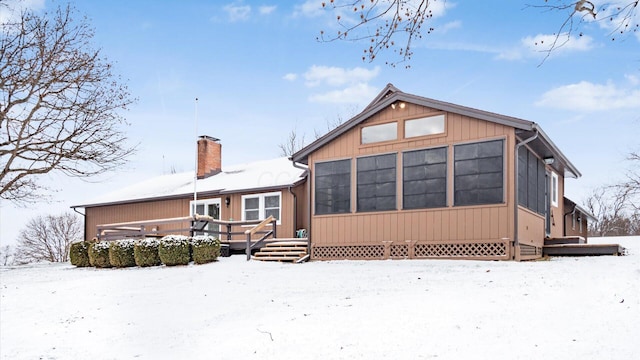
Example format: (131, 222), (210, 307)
(69, 240), (91, 267)
(134, 238), (161, 267)
(88, 241), (111, 268)
(109, 239), (136, 268)
(190, 235), (221, 264)
(158, 235), (191, 266)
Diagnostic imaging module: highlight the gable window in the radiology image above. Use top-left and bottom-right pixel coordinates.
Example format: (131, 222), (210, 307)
(241, 192), (281, 223)
(518, 146), (546, 215)
(551, 172), (559, 207)
(315, 159), (351, 215)
(405, 114), (445, 138)
(454, 139), (504, 206)
(361, 122), (397, 144)
(357, 153), (396, 212)
(403, 147), (447, 209)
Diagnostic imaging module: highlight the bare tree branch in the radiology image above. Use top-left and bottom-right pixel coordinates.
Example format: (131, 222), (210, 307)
(0, 3), (136, 204)
(14, 212), (82, 264)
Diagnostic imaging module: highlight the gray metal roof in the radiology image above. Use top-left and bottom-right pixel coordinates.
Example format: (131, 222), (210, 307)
(292, 83), (580, 178)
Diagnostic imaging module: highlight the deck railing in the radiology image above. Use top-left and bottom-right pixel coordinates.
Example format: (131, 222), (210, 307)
(244, 215), (277, 261)
(96, 215), (274, 242)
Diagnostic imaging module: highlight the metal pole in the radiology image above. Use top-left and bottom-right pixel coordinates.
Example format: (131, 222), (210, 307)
(193, 98), (199, 208)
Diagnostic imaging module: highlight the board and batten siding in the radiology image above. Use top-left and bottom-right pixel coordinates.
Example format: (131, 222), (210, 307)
(308, 103), (516, 251)
(85, 187), (303, 241)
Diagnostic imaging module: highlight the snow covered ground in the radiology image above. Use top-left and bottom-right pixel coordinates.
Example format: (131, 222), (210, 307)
(1, 237), (638, 360)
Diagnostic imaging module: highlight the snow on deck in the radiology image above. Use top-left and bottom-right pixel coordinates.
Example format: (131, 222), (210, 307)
(74, 157), (306, 207)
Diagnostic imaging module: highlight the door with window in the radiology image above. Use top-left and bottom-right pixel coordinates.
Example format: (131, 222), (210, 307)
(190, 199), (221, 238)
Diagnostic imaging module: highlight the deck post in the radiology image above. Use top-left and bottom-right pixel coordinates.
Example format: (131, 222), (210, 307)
(227, 224), (232, 241)
(271, 218), (277, 239)
(246, 233), (251, 261)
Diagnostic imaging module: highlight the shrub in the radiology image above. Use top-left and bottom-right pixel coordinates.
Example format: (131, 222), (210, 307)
(69, 240), (91, 267)
(109, 239), (136, 268)
(88, 241), (111, 268)
(134, 238), (161, 267)
(158, 235), (191, 266)
(190, 235), (221, 264)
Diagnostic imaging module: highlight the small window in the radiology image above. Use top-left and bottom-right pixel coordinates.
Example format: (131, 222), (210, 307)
(551, 172), (559, 207)
(405, 114), (445, 138)
(357, 153), (396, 212)
(315, 159), (351, 215)
(241, 192), (281, 223)
(403, 147), (447, 209)
(454, 139), (504, 206)
(362, 122), (397, 144)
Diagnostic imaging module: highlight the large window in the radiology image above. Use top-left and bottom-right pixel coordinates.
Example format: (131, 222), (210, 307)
(403, 147), (447, 209)
(405, 114), (445, 138)
(518, 147), (546, 215)
(361, 122), (397, 144)
(357, 153), (396, 212)
(454, 139), (504, 206)
(241, 192), (281, 223)
(315, 159), (351, 215)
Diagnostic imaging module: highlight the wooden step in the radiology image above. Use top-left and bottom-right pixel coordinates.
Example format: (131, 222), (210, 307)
(264, 241), (308, 247)
(253, 256), (300, 262)
(254, 251), (306, 257)
(259, 246), (308, 252)
(543, 243), (626, 256)
(544, 236), (586, 245)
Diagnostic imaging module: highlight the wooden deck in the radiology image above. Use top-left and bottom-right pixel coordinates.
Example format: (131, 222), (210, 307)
(543, 243), (626, 256)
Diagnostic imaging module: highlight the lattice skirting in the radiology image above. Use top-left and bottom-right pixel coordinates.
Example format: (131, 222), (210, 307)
(312, 244), (385, 259)
(312, 241), (510, 260)
(414, 242), (507, 258)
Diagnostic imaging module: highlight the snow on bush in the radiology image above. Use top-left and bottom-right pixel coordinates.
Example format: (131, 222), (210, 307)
(69, 240), (91, 267)
(109, 239), (136, 268)
(134, 238), (161, 267)
(158, 235), (191, 266)
(88, 241), (111, 268)
(190, 235), (221, 264)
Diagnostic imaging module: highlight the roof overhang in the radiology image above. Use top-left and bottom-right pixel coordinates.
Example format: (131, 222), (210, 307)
(292, 83), (581, 179)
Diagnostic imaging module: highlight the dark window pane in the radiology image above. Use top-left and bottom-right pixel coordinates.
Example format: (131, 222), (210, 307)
(315, 159), (351, 215)
(454, 140), (503, 206)
(402, 147), (447, 209)
(357, 154), (396, 212)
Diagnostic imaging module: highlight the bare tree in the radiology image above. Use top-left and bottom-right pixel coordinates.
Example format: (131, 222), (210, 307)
(0, 244), (13, 265)
(14, 212), (82, 263)
(0, 3), (136, 204)
(318, 1), (638, 66)
(585, 185), (640, 236)
(279, 127), (306, 157)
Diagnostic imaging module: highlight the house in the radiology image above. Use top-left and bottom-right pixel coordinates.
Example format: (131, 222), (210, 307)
(71, 136), (308, 244)
(74, 84), (602, 261)
(291, 83), (583, 261)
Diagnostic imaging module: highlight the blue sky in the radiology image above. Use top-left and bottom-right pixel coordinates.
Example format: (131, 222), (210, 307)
(1, 0), (639, 246)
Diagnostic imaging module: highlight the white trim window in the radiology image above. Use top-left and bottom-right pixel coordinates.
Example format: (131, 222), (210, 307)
(189, 198), (221, 237)
(241, 192), (281, 223)
(551, 172), (559, 207)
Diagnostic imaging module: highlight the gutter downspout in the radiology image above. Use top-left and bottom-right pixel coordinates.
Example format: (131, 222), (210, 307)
(71, 206), (87, 242)
(514, 131), (539, 259)
(287, 185), (297, 236)
(292, 161), (311, 256)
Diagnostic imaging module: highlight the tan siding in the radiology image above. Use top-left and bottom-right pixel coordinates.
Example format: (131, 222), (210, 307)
(309, 103), (518, 250)
(518, 207), (545, 247)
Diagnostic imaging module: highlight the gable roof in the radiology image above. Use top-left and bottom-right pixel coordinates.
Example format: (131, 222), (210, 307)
(72, 157), (307, 208)
(292, 83), (580, 178)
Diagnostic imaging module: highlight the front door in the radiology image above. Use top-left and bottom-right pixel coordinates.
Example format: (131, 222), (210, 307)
(191, 199), (221, 238)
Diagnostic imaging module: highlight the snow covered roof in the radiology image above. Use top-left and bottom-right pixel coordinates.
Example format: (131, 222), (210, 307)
(72, 157), (307, 208)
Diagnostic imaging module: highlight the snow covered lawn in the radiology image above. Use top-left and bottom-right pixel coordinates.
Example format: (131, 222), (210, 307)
(1, 237), (638, 360)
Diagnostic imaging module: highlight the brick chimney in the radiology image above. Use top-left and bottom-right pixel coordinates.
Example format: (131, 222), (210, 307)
(197, 135), (221, 179)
